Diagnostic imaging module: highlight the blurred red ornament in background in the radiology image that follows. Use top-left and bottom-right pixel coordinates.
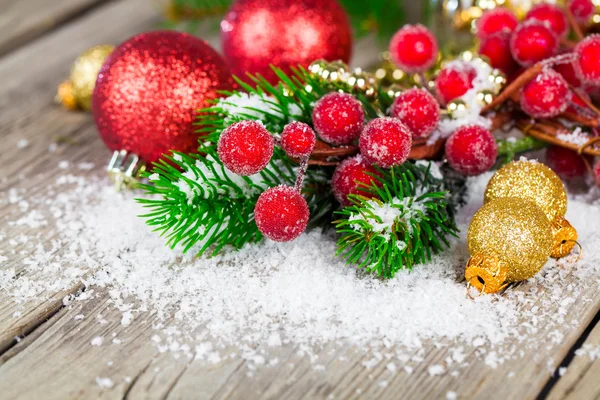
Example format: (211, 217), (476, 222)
(92, 31), (233, 164)
(221, 0), (352, 85)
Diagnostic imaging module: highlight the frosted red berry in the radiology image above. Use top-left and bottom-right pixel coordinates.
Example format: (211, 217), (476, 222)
(569, 0), (595, 24)
(520, 69), (571, 119)
(434, 62), (475, 105)
(594, 160), (600, 186)
(218, 120), (274, 176)
(546, 146), (588, 179)
(525, 3), (568, 38)
(510, 21), (559, 67)
(332, 155), (383, 206)
(390, 88), (440, 138)
(359, 117), (413, 168)
(476, 8), (519, 39)
(280, 122), (316, 158)
(445, 125), (497, 176)
(567, 90), (591, 115)
(389, 24), (438, 73)
(554, 58), (583, 87)
(312, 92), (364, 145)
(479, 32), (519, 76)
(254, 185), (309, 242)
(574, 35), (600, 85)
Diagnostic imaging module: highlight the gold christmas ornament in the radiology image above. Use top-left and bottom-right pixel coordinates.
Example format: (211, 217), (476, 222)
(57, 45), (114, 110)
(550, 216), (578, 258)
(466, 197), (553, 293)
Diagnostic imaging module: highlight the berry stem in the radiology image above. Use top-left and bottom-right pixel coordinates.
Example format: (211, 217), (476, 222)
(565, 3), (585, 41)
(560, 110), (599, 128)
(294, 156), (310, 192)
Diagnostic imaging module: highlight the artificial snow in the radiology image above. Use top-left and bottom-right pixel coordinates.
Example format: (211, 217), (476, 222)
(1, 169), (600, 379)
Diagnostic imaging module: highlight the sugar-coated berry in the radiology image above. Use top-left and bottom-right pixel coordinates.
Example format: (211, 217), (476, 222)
(479, 31), (519, 76)
(476, 8), (519, 39)
(312, 92), (364, 145)
(331, 155), (383, 206)
(554, 58), (583, 87)
(520, 69), (571, 119)
(445, 125), (497, 176)
(525, 3), (568, 38)
(434, 62), (475, 105)
(510, 21), (559, 67)
(389, 24), (438, 73)
(390, 88), (440, 138)
(280, 122), (316, 158)
(359, 117), (412, 168)
(254, 185), (309, 242)
(546, 146), (588, 179)
(574, 35), (600, 85)
(569, 0), (595, 23)
(218, 120), (274, 176)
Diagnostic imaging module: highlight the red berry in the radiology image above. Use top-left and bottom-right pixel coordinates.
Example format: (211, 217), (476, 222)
(520, 69), (571, 119)
(280, 122), (316, 158)
(312, 92), (364, 145)
(510, 21), (559, 67)
(525, 3), (568, 38)
(359, 117), (413, 168)
(546, 146), (588, 179)
(218, 121), (274, 176)
(575, 35), (600, 85)
(567, 90), (591, 115)
(254, 185), (309, 242)
(476, 8), (519, 39)
(331, 155), (383, 206)
(479, 31), (519, 76)
(389, 24), (438, 73)
(569, 0), (595, 23)
(554, 58), (583, 87)
(390, 88), (440, 138)
(594, 160), (600, 186)
(445, 125), (497, 176)
(434, 62), (475, 105)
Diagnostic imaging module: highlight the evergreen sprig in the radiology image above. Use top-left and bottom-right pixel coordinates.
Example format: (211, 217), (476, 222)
(334, 162), (461, 278)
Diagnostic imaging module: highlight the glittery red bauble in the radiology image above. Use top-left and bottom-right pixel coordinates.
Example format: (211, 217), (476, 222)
(510, 21), (558, 67)
(221, 0), (352, 85)
(332, 155), (382, 206)
(280, 122), (316, 158)
(525, 3), (568, 38)
(575, 35), (600, 85)
(445, 125), (497, 176)
(389, 24), (439, 73)
(520, 69), (571, 119)
(390, 88), (440, 138)
(476, 8), (519, 39)
(254, 185), (309, 242)
(92, 31), (233, 164)
(218, 121), (274, 176)
(312, 92), (365, 145)
(546, 146), (588, 179)
(359, 117), (412, 168)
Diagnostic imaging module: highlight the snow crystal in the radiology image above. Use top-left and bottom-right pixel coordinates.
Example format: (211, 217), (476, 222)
(16, 139), (29, 149)
(95, 377), (113, 389)
(446, 391), (457, 400)
(428, 364), (446, 376)
(556, 127), (591, 146)
(91, 336), (104, 346)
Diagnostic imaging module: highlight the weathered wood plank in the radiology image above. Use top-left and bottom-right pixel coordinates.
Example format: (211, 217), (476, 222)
(0, 0), (110, 57)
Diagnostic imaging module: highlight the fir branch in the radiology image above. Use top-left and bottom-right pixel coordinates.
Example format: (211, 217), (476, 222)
(334, 162), (460, 278)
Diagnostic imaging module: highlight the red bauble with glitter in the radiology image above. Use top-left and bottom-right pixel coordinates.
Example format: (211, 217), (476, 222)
(221, 0), (352, 85)
(390, 88), (440, 138)
(254, 185), (310, 242)
(520, 69), (571, 119)
(92, 31), (233, 164)
(510, 21), (559, 67)
(332, 155), (382, 206)
(359, 117), (412, 168)
(445, 125), (497, 176)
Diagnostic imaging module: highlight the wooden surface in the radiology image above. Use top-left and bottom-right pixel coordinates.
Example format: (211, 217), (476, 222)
(1, 0), (600, 399)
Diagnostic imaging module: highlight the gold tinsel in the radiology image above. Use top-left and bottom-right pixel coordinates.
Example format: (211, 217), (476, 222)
(466, 197), (553, 293)
(57, 45), (114, 111)
(550, 216), (578, 259)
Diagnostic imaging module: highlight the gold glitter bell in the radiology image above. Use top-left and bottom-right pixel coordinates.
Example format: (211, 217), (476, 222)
(466, 197), (553, 294)
(57, 45), (114, 111)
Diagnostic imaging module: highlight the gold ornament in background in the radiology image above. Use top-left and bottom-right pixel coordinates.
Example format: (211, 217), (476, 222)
(550, 216), (578, 258)
(307, 60), (378, 101)
(374, 52), (408, 87)
(57, 45), (114, 111)
(466, 197), (553, 294)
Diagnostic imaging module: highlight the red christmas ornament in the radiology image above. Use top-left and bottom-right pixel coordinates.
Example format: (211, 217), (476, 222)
(359, 117), (412, 168)
(312, 92), (365, 145)
(221, 0), (352, 85)
(390, 88), (440, 138)
(574, 35), (600, 85)
(569, 0), (595, 24)
(445, 125), (497, 176)
(525, 3), (568, 38)
(546, 146), (588, 179)
(218, 121), (274, 175)
(510, 21), (559, 67)
(520, 69), (571, 119)
(389, 24), (439, 73)
(434, 63), (475, 105)
(331, 155), (382, 206)
(554, 57), (583, 87)
(92, 31), (233, 164)
(476, 8), (519, 39)
(254, 185), (309, 242)
(280, 122), (316, 158)
(479, 32), (519, 76)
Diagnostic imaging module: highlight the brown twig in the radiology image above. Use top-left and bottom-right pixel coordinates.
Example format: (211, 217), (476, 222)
(560, 111), (600, 128)
(515, 119), (600, 156)
(565, 3), (585, 41)
(570, 85), (600, 116)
